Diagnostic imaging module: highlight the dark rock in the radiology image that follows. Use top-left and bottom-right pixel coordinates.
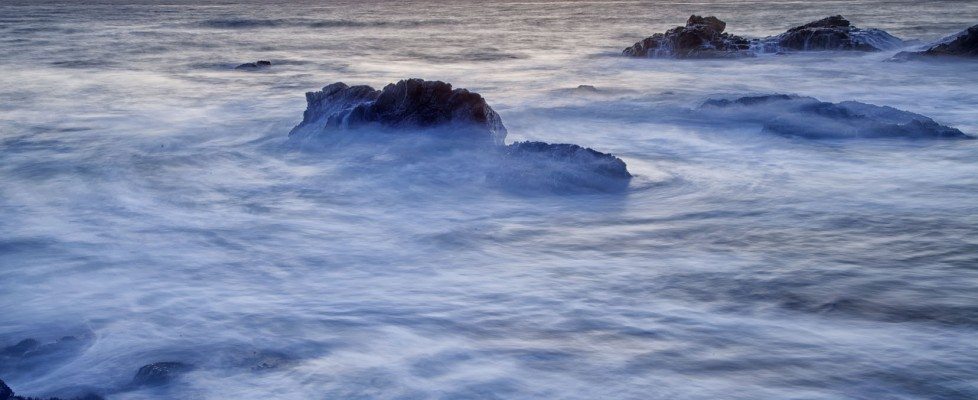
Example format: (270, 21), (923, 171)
(624, 15), (902, 58)
(130, 362), (193, 388)
(1, 379), (12, 400)
(892, 24), (978, 60)
(506, 142), (631, 179)
(702, 94), (972, 139)
(289, 78), (508, 145)
(0, 378), (104, 400)
(234, 60), (272, 70)
(623, 15), (753, 58)
(491, 142), (632, 193)
(289, 79), (632, 191)
(763, 15), (902, 52)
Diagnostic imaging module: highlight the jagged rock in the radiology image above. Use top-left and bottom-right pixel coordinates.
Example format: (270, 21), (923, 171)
(234, 60), (272, 70)
(0, 378), (103, 400)
(622, 15), (753, 58)
(893, 24), (978, 60)
(130, 362), (193, 388)
(762, 15), (903, 52)
(702, 94), (972, 139)
(289, 78), (508, 145)
(624, 15), (902, 58)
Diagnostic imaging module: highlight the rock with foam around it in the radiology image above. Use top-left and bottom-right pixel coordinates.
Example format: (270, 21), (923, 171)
(702, 94), (971, 139)
(289, 79), (507, 145)
(893, 24), (978, 60)
(623, 15), (753, 59)
(759, 15), (903, 52)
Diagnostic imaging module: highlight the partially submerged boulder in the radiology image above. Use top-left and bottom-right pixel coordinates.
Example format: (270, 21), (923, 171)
(289, 79), (631, 192)
(290, 79), (508, 145)
(622, 15), (753, 58)
(130, 362), (193, 388)
(893, 24), (978, 60)
(623, 15), (902, 58)
(234, 60), (272, 70)
(701, 94), (971, 139)
(761, 15), (903, 52)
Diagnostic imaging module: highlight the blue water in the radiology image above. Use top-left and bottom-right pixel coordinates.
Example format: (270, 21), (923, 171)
(1, 1), (977, 399)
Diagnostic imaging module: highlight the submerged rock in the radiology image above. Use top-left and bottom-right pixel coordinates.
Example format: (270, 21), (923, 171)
(761, 15), (903, 52)
(290, 78), (508, 145)
(702, 94), (971, 139)
(893, 24), (978, 60)
(622, 15), (753, 58)
(234, 60), (272, 70)
(289, 79), (631, 192)
(130, 362), (193, 388)
(491, 142), (632, 193)
(0, 378), (103, 400)
(624, 15), (902, 58)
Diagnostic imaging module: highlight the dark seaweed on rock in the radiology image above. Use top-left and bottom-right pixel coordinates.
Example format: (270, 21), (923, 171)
(893, 24), (978, 60)
(702, 94), (972, 139)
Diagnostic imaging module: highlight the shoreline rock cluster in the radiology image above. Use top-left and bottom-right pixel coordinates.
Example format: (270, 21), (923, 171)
(624, 15), (904, 58)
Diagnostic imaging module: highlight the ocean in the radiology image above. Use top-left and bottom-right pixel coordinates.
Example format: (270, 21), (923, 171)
(1, 0), (977, 398)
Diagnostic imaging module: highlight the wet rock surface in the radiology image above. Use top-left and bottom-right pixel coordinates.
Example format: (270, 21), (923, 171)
(702, 94), (972, 139)
(290, 78), (508, 145)
(130, 362), (193, 388)
(893, 24), (978, 60)
(622, 15), (753, 58)
(289, 79), (631, 192)
(624, 15), (902, 58)
(234, 60), (272, 70)
(763, 15), (903, 52)
(491, 142), (632, 193)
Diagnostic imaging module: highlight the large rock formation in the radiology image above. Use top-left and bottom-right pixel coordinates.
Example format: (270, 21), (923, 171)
(893, 24), (978, 60)
(761, 15), (903, 52)
(701, 94), (971, 139)
(624, 15), (902, 58)
(289, 79), (631, 192)
(289, 79), (508, 145)
(622, 15), (753, 58)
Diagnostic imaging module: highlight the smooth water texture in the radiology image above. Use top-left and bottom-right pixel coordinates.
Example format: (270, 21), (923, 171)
(1, 1), (977, 399)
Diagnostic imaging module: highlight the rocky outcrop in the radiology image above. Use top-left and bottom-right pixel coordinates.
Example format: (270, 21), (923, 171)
(289, 79), (631, 192)
(622, 15), (753, 58)
(701, 94), (971, 139)
(234, 60), (271, 70)
(893, 24), (978, 60)
(761, 15), (903, 52)
(624, 15), (902, 58)
(289, 79), (508, 145)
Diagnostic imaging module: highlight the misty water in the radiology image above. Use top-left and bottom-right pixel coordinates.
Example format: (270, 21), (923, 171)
(2, 0), (977, 399)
